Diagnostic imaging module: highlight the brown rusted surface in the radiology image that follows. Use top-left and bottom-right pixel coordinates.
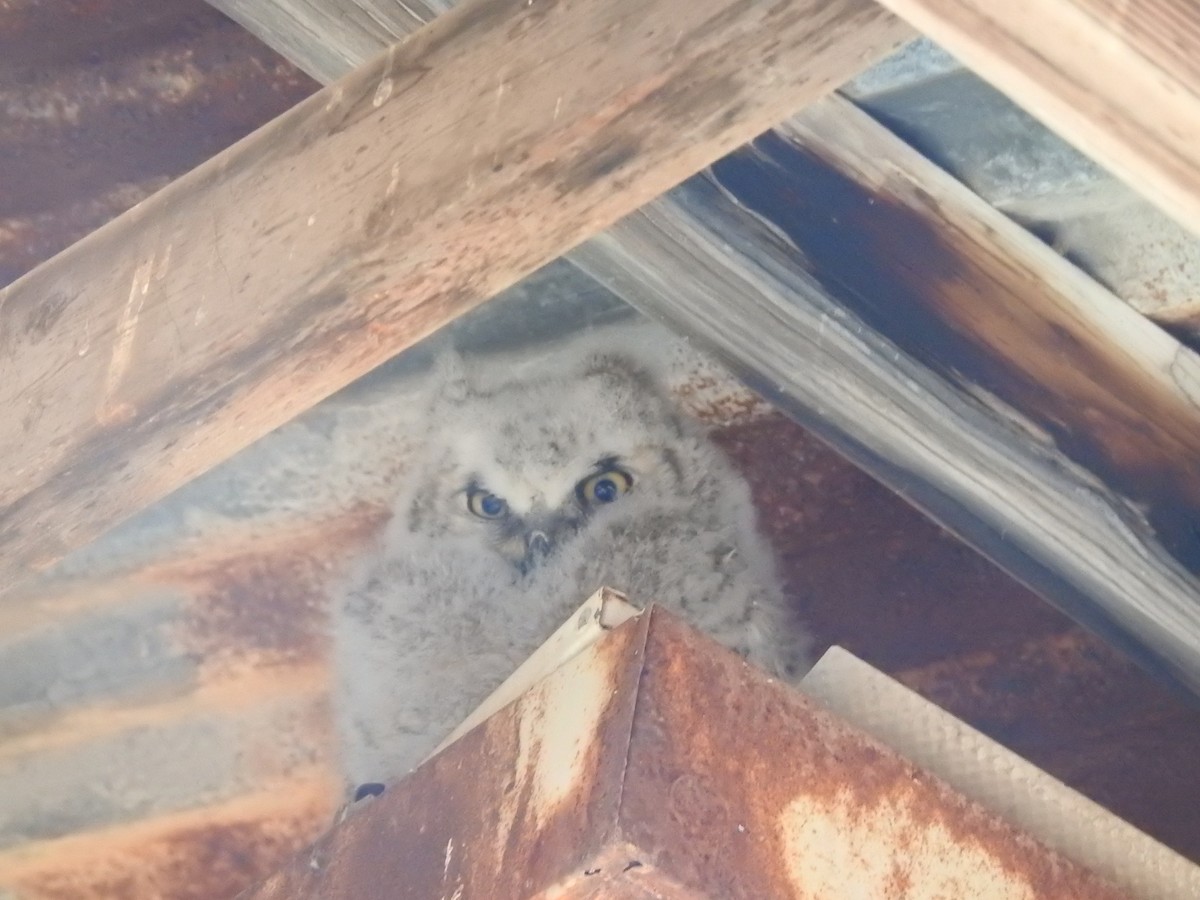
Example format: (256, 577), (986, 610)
(150, 505), (386, 668)
(242, 614), (650, 899)
(618, 611), (1128, 899)
(0, 1), (318, 287)
(898, 629), (1170, 738)
(720, 411), (1200, 863)
(243, 608), (1129, 899)
(715, 415), (1068, 671)
(2, 781), (334, 900)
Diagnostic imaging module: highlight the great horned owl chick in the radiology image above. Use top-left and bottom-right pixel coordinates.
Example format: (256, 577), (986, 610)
(333, 348), (811, 788)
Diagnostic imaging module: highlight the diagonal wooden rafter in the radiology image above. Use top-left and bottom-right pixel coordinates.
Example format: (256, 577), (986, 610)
(574, 97), (1200, 694)
(0, 0), (911, 587)
(209, 0), (1200, 694)
(870, 0), (1200, 239)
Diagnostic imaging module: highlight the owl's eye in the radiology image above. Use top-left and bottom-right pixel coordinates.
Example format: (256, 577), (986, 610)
(467, 488), (508, 519)
(577, 468), (633, 506)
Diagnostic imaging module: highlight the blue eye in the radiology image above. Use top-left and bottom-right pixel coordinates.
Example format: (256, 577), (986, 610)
(468, 489), (508, 519)
(578, 468), (633, 506)
(592, 478), (618, 503)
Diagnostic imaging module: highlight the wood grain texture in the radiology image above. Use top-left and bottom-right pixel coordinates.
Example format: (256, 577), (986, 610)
(0, 0), (912, 587)
(872, 0), (1200, 238)
(207, 0), (432, 84)
(571, 95), (1200, 695)
(201, 0), (1200, 691)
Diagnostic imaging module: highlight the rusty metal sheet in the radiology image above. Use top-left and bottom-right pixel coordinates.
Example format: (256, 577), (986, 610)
(240, 607), (1128, 899)
(802, 647), (1200, 899)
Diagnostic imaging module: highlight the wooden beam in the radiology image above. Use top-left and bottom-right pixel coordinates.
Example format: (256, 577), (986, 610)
(0, 0), (911, 586)
(571, 95), (1200, 694)
(206, 0), (1200, 692)
(869, 0), (1200, 238)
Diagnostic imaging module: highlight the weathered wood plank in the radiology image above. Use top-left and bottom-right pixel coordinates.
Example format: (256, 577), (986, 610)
(870, 0), (1200, 238)
(0, 0), (911, 586)
(204, 0), (1200, 692)
(571, 95), (1200, 694)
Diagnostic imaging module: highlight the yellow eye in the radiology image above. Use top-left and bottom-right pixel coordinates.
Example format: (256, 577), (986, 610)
(467, 488), (508, 519)
(577, 469), (633, 506)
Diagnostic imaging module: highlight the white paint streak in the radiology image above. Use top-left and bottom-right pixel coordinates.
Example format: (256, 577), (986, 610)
(323, 86), (345, 112)
(102, 255), (155, 406)
(154, 243), (173, 281)
(386, 161), (402, 198)
(373, 77), (394, 108)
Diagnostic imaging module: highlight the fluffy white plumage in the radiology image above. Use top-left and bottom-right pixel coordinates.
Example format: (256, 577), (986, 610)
(332, 346), (811, 788)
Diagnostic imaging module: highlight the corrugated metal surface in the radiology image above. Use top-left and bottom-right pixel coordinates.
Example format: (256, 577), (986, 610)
(0, 3), (1199, 898)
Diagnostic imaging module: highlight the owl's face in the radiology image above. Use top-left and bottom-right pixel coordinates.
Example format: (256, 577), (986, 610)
(402, 354), (693, 572)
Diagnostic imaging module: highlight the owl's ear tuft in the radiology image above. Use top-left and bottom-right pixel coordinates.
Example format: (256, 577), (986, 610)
(428, 350), (472, 404)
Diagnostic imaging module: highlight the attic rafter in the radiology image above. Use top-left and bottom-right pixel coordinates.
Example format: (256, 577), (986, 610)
(205, 0), (1200, 693)
(573, 96), (1200, 694)
(0, 0), (912, 589)
(871, 0), (1200, 239)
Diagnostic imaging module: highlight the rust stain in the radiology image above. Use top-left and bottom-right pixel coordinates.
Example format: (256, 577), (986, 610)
(0, 780), (334, 900)
(675, 372), (771, 425)
(243, 610), (1133, 898)
(718, 411), (1200, 863)
(619, 610), (1129, 898)
(0, 3), (318, 288)
(241, 616), (648, 899)
(148, 504), (386, 668)
(0, 663), (329, 762)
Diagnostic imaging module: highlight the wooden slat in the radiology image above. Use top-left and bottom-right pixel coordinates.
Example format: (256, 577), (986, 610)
(0, 0), (911, 587)
(571, 95), (1200, 694)
(870, 0), (1200, 238)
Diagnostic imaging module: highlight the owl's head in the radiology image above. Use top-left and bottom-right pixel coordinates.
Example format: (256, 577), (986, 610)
(398, 351), (699, 572)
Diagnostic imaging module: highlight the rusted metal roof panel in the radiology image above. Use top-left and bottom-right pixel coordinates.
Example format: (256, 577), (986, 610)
(242, 607), (1128, 899)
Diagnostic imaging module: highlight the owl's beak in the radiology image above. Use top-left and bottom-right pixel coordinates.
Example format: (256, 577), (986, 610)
(525, 530), (552, 558)
(515, 512), (580, 574)
(517, 527), (557, 575)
